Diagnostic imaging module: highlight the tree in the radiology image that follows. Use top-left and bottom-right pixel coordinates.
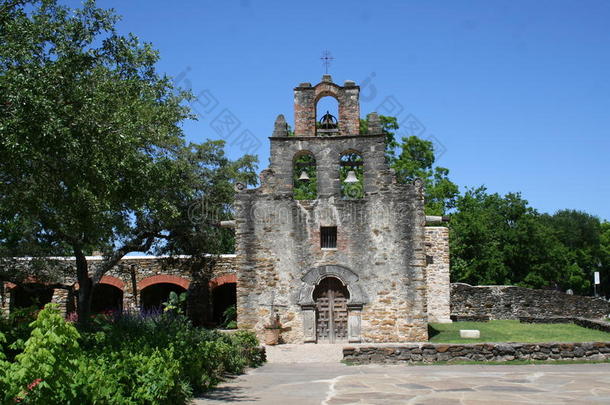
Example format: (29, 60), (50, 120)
(0, 0), (197, 322)
(449, 187), (511, 285)
(600, 221), (610, 297)
(360, 115), (458, 215)
(158, 140), (258, 258)
(448, 187), (598, 294)
(540, 210), (607, 296)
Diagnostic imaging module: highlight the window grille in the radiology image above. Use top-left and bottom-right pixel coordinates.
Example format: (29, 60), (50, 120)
(321, 227), (337, 249)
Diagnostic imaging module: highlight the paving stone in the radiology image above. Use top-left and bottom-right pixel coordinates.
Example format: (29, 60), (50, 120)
(195, 362), (610, 404)
(396, 383), (431, 390)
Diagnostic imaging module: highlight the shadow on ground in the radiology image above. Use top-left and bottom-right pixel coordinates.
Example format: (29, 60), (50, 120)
(196, 385), (258, 403)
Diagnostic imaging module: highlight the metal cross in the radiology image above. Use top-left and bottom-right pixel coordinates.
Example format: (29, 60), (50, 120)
(320, 50), (334, 74)
(259, 291), (287, 312)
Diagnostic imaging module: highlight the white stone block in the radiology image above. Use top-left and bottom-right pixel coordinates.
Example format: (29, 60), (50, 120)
(460, 329), (480, 339)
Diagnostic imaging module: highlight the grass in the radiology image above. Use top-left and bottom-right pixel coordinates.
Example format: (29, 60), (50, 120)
(429, 320), (610, 344)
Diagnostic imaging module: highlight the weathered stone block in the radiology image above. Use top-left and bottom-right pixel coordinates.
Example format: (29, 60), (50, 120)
(460, 329), (480, 339)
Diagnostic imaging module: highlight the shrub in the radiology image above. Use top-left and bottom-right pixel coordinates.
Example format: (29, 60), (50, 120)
(0, 332), (9, 398)
(230, 330), (265, 367)
(222, 306), (237, 328)
(0, 305), (38, 362)
(1, 306), (264, 404)
(79, 311), (263, 396)
(162, 291), (187, 315)
(1, 304), (81, 404)
(73, 348), (191, 405)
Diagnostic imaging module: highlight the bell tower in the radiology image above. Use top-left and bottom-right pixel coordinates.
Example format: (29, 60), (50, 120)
(293, 75), (361, 137)
(234, 75), (430, 344)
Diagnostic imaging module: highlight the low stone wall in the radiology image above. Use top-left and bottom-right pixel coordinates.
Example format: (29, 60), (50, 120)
(343, 342), (610, 364)
(450, 315), (490, 322)
(519, 317), (610, 333)
(451, 283), (610, 320)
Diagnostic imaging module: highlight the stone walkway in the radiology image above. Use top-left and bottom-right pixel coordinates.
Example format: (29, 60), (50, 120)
(195, 362), (610, 404)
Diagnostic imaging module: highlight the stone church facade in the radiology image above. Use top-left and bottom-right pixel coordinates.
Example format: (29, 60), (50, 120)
(1, 75), (451, 344)
(233, 75), (450, 343)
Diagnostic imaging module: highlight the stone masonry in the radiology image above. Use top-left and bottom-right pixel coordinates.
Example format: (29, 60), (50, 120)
(1, 76), (453, 343)
(424, 227), (451, 323)
(451, 283), (610, 320)
(1, 255), (237, 324)
(343, 341), (610, 364)
(234, 76), (431, 344)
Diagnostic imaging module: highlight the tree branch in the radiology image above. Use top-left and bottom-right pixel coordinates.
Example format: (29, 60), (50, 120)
(92, 230), (160, 282)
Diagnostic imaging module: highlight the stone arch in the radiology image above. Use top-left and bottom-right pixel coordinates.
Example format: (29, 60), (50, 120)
(210, 274), (237, 326)
(99, 275), (125, 290)
(314, 83), (342, 103)
(297, 265), (367, 307)
(293, 78), (360, 136)
(340, 148), (363, 156)
(298, 265), (365, 343)
(314, 84), (344, 136)
(138, 274), (190, 291)
(209, 273), (237, 289)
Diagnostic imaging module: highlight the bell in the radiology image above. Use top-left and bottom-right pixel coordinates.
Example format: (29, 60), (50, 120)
(298, 170), (310, 182)
(344, 170), (358, 183)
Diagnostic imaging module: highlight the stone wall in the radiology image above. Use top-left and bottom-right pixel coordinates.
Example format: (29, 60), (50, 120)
(1, 255), (237, 324)
(293, 75), (360, 137)
(236, 119), (428, 343)
(343, 341), (610, 364)
(451, 283), (610, 320)
(0, 282), (9, 316)
(519, 317), (610, 333)
(424, 227), (451, 323)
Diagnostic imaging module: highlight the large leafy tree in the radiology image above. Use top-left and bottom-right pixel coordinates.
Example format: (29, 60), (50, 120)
(361, 116), (458, 215)
(540, 210), (608, 296)
(450, 188), (566, 287)
(159, 140), (258, 259)
(152, 140), (257, 325)
(449, 188), (609, 295)
(0, 0), (204, 321)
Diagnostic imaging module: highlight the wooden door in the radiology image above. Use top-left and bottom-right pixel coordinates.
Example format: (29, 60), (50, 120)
(314, 277), (349, 343)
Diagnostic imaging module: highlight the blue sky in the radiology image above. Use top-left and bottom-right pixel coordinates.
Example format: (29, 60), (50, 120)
(68, 0), (610, 220)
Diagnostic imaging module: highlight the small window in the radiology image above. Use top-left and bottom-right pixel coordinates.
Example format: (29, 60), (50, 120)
(321, 227), (337, 249)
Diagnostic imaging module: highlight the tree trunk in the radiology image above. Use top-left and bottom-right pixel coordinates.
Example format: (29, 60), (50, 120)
(75, 249), (92, 325)
(188, 260), (210, 326)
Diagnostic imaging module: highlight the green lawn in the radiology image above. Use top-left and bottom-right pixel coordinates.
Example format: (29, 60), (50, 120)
(429, 320), (610, 344)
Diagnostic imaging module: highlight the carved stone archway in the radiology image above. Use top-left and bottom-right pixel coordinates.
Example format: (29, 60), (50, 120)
(298, 265), (366, 343)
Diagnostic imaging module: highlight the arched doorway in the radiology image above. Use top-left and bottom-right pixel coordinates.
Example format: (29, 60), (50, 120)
(10, 284), (53, 310)
(91, 284), (123, 314)
(140, 283), (187, 312)
(313, 277), (349, 343)
(212, 283), (236, 326)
